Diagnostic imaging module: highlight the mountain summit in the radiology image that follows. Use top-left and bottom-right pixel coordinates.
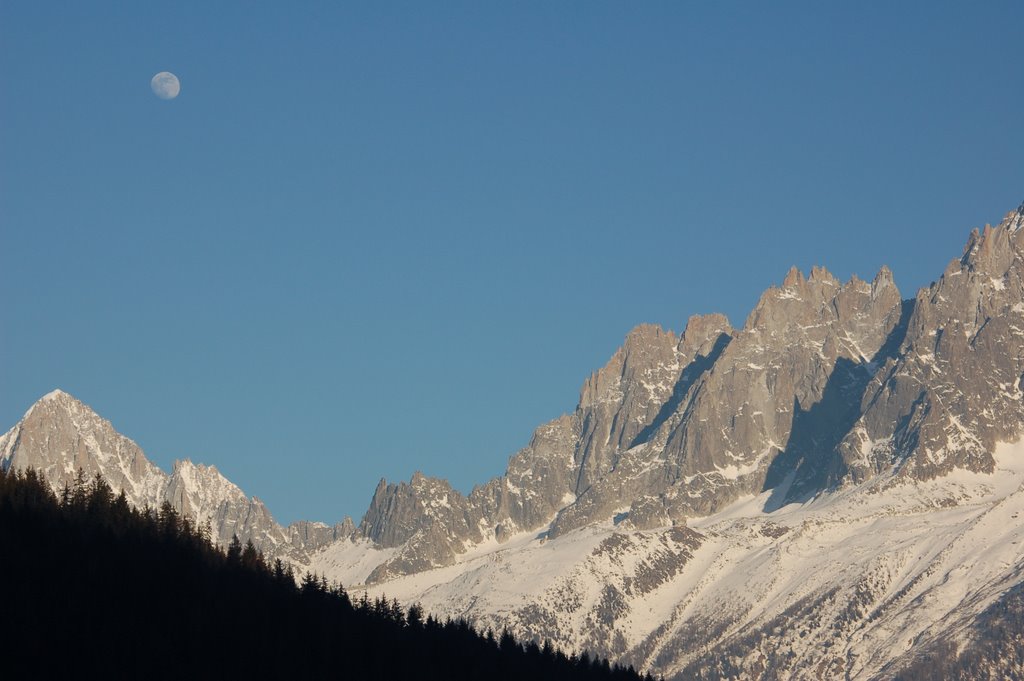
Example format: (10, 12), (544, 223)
(0, 391), (353, 564)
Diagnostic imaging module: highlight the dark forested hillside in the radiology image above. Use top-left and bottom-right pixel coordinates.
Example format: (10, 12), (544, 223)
(0, 469), (650, 681)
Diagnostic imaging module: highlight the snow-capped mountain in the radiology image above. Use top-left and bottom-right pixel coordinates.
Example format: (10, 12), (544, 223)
(5, 200), (1024, 679)
(0, 391), (352, 564)
(350, 202), (1024, 586)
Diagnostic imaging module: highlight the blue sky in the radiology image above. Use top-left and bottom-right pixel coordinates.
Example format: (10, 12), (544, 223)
(2, 2), (1023, 525)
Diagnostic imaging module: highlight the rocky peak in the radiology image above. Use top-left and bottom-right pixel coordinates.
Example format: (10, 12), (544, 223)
(20, 389), (100, 431)
(360, 473), (479, 549)
(574, 324), (685, 493)
(534, 259), (907, 539)
(808, 265), (839, 285)
(578, 324), (679, 410)
(871, 265), (895, 298)
(165, 458), (297, 557)
(165, 459), (247, 519)
(1, 390), (310, 568)
(0, 390), (166, 508)
(745, 265), (865, 333)
(358, 472), (494, 583)
(956, 204), (1024, 273)
(288, 517), (356, 552)
(34, 388), (73, 407)
(842, 203), (1024, 482)
(782, 265), (804, 288)
(679, 314), (732, 356)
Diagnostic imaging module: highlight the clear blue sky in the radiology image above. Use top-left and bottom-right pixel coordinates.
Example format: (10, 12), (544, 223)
(2, 2), (1023, 525)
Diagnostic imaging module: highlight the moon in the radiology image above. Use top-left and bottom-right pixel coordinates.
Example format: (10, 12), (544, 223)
(151, 72), (181, 100)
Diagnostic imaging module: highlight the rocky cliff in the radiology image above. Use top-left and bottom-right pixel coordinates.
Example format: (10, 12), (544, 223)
(357, 202), (1024, 582)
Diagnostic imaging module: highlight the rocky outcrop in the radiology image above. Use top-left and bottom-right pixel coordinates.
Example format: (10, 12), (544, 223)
(547, 264), (903, 538)
(288, 517), (356, 553)
(838, 203), (1024, 483)
(359, 473), (487, 582)
(573, 323), (693, 494)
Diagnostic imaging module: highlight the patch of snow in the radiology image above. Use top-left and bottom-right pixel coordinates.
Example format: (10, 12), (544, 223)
(310, 539), (398, 586)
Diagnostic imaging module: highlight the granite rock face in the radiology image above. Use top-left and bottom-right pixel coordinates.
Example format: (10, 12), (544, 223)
(838, 204), (1024, 482)
(288, 517), (356, 553)
(357, 412), (584, 581)
(360, 473), (488, 582)
(354, 201), (1024, 579)
(0, 391), (166, 509)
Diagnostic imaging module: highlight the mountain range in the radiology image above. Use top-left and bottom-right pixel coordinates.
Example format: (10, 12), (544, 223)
(5, 200), (1024, 679)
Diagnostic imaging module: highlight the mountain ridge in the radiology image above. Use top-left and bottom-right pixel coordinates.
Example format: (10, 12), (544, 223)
(6, 199), (1024, 678)
(5, 202), (1023, 571)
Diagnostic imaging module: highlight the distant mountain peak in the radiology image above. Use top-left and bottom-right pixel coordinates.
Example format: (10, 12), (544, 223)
(871, 263), (894, 286)
(22, 388), (84, 420)
(807, 264), (838, 284)
(40, 388), (70, 402)
(1, 390), (349, 567)
(782, 265), (804, 288)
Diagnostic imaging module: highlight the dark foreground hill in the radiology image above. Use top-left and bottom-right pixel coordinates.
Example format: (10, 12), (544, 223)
(0, 468), (650, 681)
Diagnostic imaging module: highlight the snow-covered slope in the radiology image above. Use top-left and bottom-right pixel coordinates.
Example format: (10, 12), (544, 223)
(313, 438), (1024, 679)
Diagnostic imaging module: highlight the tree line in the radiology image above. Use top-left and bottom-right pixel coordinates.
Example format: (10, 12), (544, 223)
(0, 467), (655, 680)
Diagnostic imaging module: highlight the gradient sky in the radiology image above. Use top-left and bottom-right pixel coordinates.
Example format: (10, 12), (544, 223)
(2, 2), (1023, 525)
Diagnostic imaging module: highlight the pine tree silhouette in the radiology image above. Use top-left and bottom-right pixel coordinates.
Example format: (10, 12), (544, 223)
(0, 466), (656, 681)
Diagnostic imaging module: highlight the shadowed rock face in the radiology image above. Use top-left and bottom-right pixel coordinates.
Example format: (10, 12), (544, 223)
(359, 473), (488, 582)
(573, 323), (692, 495)
(547, 265), (904, 538)
(0, 390), (354, 566)
(287, 517), (355, 551)
(840, 203), (1024, 482)
(356, 261), (907, 567)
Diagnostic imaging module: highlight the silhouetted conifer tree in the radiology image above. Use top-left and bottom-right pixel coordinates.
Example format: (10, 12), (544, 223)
(0, 467), (656, 681)
(407, 603), (424, 628)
